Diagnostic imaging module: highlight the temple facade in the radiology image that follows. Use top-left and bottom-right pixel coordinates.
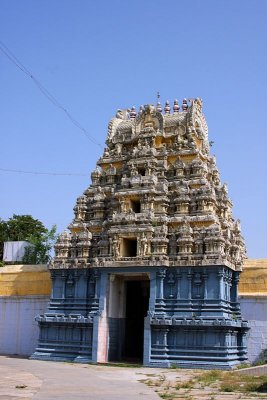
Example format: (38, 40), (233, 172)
(32, 98), (249, 368)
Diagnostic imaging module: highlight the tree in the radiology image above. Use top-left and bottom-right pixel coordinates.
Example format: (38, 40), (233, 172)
(0, 214), (57, 264)
(22, 225), (57, 264)
(0, 219), (8, 261)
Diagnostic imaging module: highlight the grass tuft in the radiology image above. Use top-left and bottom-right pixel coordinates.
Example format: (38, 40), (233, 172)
(175, 379), (195, 390)
(196, 369), (223, 385)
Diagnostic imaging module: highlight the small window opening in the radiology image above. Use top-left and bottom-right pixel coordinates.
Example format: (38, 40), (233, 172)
(130, 199), (141, 213)
(138, 168), (146, 176)
(122, 238), (137, 257)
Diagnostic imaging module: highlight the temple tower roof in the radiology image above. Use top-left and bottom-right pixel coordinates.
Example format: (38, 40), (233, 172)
(52, 98), (246, 271)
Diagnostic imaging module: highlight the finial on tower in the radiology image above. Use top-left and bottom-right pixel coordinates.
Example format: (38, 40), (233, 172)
(156, 91), (162, 112)
(173, 99), (180, 113)
(182, 98), (188, 111)
(164, 100), (171, 114)
(130, 106), (136, 119)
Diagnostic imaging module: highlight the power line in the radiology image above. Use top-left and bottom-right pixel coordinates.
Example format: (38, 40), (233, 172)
(0, 40), (103, 149)
(0, 167), (88, 177)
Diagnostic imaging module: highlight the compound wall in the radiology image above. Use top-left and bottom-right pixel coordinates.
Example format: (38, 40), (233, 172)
(0, 265), (50, 356)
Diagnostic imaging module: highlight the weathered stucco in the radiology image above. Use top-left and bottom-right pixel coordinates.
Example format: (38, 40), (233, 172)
(0, 265), (51, 296)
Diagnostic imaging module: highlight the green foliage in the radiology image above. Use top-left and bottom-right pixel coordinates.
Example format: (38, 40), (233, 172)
(0, 214), (57, 264)
(197, 370), (267, 393)
(22, 225), (57, 264)
(141, 368), (267, 398)
(4, 214), (47, 241)
(0, 219), (8, 261)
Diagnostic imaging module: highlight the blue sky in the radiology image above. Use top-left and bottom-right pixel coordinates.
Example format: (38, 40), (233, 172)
(1, 0), (266, 258)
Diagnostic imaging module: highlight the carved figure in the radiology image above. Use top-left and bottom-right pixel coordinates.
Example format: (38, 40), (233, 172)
(140, 233), (148, 256)
(52, 97), (245, 271)
(112, 238), (120, 258)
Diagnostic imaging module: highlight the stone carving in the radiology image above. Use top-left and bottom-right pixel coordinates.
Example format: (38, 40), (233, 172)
(51, 97), (246, 270)
(112, 236), (120, 259)
(34, 96), (249, 369)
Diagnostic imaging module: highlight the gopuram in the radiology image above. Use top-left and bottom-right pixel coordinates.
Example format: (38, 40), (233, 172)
(32, 98), (249, 368)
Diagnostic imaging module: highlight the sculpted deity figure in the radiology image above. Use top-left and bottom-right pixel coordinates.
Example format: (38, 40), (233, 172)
(115, 143), (122, 155)
(129, 163), (138, 177)
(116, 109), (128, 119)
(94, 257), (99, 266)
(145, 161), (152, 176)
(94, 186), (105, 201)
(103, 147), (110, 157)
(178, 180), (189, 195)
(140, 232), (148, 256)
(222, 183), (228, 194)
(119, 198), (127, 213)
(112, 237), (120, 258)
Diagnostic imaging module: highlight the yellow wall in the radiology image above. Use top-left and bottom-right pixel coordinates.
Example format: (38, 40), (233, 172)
(239, 259), (267, 296)
(0, 259), (266, 297)
(0, 265), (51, 296)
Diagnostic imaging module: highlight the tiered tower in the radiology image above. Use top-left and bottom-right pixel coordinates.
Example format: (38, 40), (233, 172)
(32, 98), (249, 368)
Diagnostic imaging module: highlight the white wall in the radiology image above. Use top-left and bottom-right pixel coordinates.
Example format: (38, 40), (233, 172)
(0, 296), (49, 356)
(240, 296), (267, 363)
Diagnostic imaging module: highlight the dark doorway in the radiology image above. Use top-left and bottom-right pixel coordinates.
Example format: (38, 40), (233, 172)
(138, 168), (146, 176)
(122, 238), (137, 257)
(123, 280), (150, 362)
(130, 199), (141, 213)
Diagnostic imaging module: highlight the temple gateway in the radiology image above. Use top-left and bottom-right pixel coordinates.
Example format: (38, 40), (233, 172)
(32, 98), (249, 368)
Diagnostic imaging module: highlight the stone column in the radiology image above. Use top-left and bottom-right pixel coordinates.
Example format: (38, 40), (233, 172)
(241, 331), (248, 348)
(227, 278), (232, 302)
(73, 270), (79, 298)
(224, 329), (231, 347)
(232, 272), (240, 303)
(218, 269), (224, 300)
(162, 328), (169, 355)
(93, 269), (100, 300)
(89, 269), (101, 314)
(167, 272), (175, 298)
(50, 271), (56, 299)
(157, 268), (166, 302)
(82, 270), (89, 298)
(61, 274), (66, 299)
(154, 327), (161, 346)
(203, 269), (208, 300)
(176, 270), (182, 300)
(187, 268), (192, 300)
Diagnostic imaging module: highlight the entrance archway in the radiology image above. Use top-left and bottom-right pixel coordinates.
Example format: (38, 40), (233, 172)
(108, 274), (150, 363)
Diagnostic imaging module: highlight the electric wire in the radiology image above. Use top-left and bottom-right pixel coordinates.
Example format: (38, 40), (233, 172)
(0, 40), (103, 149)
(0, 167), (87, 177)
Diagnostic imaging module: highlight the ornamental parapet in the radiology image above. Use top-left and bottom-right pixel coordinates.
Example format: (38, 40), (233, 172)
(150, 317), (249, 328)
(100, 256), (170, 268)
(169, 214), (218, 225)
(49, 260), (90, 270)
(112, 210), (155, 223)
(35, 313), (93, 324)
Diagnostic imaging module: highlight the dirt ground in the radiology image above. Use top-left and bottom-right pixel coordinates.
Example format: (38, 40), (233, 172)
(137, 367), (267, 400)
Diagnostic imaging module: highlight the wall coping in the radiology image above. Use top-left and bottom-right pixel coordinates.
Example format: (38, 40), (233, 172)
(244, 259), (267, 269)
(0, 264), (48, 273)
(239, 294), (267, 299)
